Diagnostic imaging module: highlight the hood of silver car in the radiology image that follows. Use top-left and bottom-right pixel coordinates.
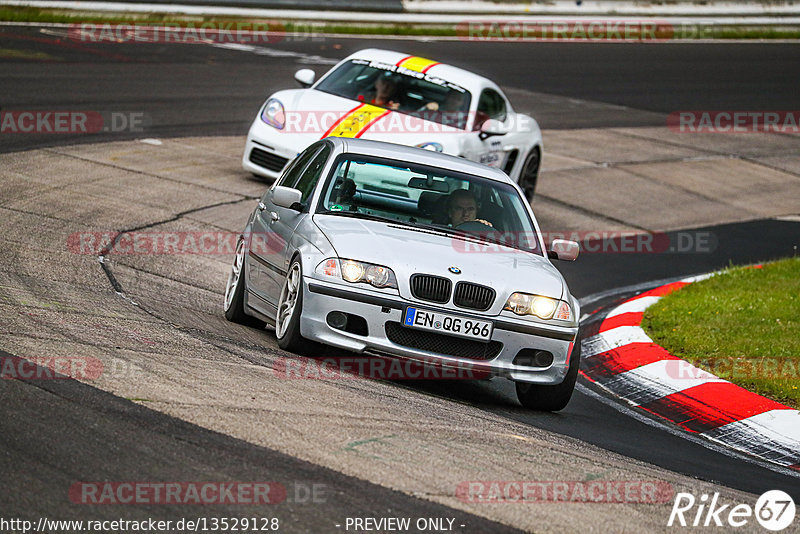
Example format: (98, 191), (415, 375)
(313, 214), (565, 301)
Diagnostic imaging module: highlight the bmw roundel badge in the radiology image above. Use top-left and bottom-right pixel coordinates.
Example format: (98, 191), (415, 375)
(448, 266), (462, 274)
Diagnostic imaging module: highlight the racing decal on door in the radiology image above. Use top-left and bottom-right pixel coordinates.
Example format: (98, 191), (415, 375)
(479, 139), (505, 168)
(479, 152), (503, 167)
(395, 55), (440, 74)
(321, 103), (390, 139)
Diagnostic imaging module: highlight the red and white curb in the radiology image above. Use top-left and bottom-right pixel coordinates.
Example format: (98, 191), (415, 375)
(580, 273), (800, 471)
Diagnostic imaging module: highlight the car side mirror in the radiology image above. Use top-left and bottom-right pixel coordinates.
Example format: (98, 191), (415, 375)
(479, 118), (507, 140)
(547, 239), (579, 261)
(272, 186), (303, 211)
(294, 69), (316, 88)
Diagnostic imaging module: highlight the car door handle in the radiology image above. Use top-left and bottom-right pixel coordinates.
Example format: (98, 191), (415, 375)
(270, 211), (279, 222)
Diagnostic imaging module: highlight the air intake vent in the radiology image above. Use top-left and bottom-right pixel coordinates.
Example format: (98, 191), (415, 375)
(410, 274), (452, 304)
(453, 282), (495, 311)
(386, 322), (502, 360)
(249, 147), (289, 172)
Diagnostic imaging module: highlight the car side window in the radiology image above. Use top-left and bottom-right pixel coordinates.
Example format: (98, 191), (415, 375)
(477, 89), (507, 123)
(275, 145), (321, 189)
(294, 144), (332, 204)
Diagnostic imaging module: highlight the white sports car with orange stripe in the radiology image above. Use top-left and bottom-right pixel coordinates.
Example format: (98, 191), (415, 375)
(243, 48), (544, 200)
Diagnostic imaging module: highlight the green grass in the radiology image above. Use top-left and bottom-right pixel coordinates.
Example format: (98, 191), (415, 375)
(1, 6), (800, 40)
(0, 47), (58, 60)
(642, 257), (800, 408)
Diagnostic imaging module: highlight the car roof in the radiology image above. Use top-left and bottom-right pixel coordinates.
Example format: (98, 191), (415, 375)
(340, 48), (494, 94)
(326, 137), (515, 185)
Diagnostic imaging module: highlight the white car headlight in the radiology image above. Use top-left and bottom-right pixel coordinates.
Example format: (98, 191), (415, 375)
(260, 98), (285, 130)
(315, 258), (397, 289)
(504, 293), (572, 321)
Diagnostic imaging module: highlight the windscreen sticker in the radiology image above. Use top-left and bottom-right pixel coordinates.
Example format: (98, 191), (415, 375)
(351, 58), (465, 93)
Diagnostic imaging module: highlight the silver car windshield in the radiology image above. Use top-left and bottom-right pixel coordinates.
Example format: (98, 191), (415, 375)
(316, 155), (542, 255)
(315, 59), (472, 130)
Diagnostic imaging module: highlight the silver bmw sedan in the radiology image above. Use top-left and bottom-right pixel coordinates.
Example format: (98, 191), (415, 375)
(225, 137), (581, 411)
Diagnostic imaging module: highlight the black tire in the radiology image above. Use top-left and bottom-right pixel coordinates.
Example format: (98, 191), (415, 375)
(519, 147), (541, 203)
(515, 340), (581, 411)
(275, 259), (322, 355)
(224, 237), (265, 328)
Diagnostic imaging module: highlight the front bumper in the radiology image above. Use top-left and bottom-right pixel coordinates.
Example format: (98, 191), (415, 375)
(242, 118), (304, 179)
(300, 277), (578, 384)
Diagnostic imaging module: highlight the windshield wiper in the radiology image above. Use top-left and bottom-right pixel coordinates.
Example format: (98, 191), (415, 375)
(319, 212), (459, 238)
(392, 221), (500, 247)
(401, 220), (461, 237)
(317, 210), (399, 225)
(318, 211), (538, 253)
(408, 221), (538, 253)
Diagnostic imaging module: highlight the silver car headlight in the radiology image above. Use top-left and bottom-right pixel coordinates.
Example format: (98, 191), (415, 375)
(504, 293), (572, 321)
(315, 258), (398, 289)
(260, 98), (285, 130)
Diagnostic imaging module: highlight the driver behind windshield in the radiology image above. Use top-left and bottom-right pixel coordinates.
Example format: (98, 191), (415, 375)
(446, 189), (493, 228)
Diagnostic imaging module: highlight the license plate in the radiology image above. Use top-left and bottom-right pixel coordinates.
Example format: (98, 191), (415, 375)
(403, 307), (493, 342)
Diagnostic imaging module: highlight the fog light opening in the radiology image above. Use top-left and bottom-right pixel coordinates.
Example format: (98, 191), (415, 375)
(513, 349), (554, 368)
(534, 350), (554, 368)
(326, 311), (348, 330)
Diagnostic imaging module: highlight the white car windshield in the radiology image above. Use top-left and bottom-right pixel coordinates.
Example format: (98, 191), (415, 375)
(315, 59), (472, 130)
(316, 154), (542, 255)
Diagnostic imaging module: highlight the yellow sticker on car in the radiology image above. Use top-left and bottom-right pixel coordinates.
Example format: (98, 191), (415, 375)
(396, 55), (440, 74)
(322, 103), (390, 139)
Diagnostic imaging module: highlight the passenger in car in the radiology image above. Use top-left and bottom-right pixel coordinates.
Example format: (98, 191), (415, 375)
(362, 74), (401, 110)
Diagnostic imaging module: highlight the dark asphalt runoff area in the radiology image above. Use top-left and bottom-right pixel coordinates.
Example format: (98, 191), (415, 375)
(1, 23), (799, 527)
(0, 349), (522, 533)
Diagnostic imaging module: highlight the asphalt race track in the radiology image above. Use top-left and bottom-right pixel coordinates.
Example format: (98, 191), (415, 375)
(2, 24), (800, 532)
(3, 26), (800, 151)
